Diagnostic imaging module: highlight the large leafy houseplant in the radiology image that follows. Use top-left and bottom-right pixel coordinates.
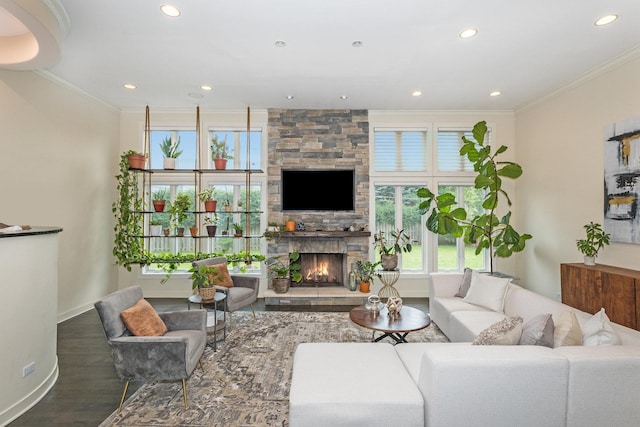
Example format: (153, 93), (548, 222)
(417, 121), (532, 273)
(113, 150), (145, 270)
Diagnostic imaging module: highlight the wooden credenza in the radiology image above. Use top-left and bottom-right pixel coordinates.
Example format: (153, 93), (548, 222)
(560, 263), (640, 330)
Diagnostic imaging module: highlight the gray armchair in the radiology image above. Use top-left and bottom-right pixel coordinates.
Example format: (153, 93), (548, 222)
(94, 286), (206, 413)
(192, 256), (259, 328)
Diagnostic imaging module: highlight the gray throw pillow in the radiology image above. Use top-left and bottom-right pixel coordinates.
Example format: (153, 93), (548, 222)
(454, 268), (473, 298)
(519, 313), (554, 348)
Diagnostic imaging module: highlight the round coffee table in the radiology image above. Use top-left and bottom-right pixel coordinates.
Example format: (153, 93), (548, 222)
(349, 305), (431, 344)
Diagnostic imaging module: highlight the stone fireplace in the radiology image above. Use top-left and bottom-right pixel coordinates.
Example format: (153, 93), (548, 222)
(266, 109), (371, 292)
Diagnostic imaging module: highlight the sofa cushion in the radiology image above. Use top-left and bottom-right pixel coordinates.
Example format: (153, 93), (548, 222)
(449, 310), (508, 342)
(519, 313), (554, 347)
(554, 310), (583, 347)
(429, 296), (493, 338)
(473, 316), (523, 345)
(463, 270), (511, 312)
(581, 308), (621, 346)
(454, 268), (473, 298)
(120, 299), (167, 336)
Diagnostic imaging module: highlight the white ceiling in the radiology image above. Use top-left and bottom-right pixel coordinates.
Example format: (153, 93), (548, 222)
(28, 1), (640, 110)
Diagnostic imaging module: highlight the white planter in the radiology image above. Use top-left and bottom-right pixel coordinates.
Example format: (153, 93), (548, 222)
(584, 256), (596, 266)
(163, 157), (176, 169)
(150, 225), (162, 236)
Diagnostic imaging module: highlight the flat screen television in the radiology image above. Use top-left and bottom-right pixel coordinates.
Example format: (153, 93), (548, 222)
(281, 169), (355, 211)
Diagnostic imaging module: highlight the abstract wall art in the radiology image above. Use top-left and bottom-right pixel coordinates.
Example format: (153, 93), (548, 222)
(604, 116), (640, 243)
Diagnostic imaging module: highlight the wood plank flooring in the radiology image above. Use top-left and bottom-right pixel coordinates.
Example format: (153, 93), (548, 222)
(9, 297), (427, 426)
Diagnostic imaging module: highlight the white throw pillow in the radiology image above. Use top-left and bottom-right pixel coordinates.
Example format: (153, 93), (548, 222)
(473, 316), (523, 345)
(582, 308), (621, 346)
(462, 270), (511, 312)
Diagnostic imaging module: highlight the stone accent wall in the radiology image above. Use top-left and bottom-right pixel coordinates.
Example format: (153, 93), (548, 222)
(266, 109), (371, 286)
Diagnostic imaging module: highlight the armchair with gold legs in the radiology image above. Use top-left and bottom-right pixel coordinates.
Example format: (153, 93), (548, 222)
(94, 286), (207, 413)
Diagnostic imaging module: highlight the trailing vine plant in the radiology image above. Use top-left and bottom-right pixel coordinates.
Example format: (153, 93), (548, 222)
(112, 150), (145, 270)
(417, 121), (532, 273)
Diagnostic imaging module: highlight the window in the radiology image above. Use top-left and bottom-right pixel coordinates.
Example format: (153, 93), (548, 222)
(149, 130), (197, 169)
(437, 128), (492, 172)
(209, 130), (262, 169)
(374, 130), (429, 172)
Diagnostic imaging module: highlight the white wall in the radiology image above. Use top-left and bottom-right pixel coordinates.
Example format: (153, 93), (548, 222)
(0, 70), (120, 320)
(515, 51), (640, 299)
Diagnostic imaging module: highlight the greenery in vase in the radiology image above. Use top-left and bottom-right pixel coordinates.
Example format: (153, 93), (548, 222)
(576, 222), (610, 258)
(373, 228), (413, 255)
(113, 151), (145, 270)
(188, 265), (223, 290)
(417, 120), (532, 273)
(160, 136), (183, 158)
(198, 187), (216, 202)
(355, 260), (381, 283)
(265, 251), (302, 282)
(210, 134), (233, 160)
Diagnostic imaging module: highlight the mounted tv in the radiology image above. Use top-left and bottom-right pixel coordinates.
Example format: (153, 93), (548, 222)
(281, 169), (355, 211)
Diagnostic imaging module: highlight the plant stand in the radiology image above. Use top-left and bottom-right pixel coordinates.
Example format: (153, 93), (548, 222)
(377, 269), (401, 298)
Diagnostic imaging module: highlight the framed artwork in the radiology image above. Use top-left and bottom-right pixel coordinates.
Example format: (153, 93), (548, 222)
(604, 116), (640, 243)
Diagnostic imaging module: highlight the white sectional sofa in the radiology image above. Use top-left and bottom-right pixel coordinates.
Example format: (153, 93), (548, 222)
(289, 272), (640, 427)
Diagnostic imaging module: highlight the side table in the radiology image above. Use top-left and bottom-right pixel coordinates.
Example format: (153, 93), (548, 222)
(187, 292), (227, 351)
(377, 269), (401, 298)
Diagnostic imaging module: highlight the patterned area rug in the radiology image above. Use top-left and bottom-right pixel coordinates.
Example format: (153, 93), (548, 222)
(100, 310), (448, 426)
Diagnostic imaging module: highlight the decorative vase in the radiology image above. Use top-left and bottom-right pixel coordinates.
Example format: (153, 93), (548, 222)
(163, 157), (176, 169)
(214, 158), (227, 170)
(272, 277), (290, 294)
(206, 225), (217, 237)
(189, 227), (198, 237)
(381, 254), (398, 270)
(204, 200), (217, 212)
(127, 153), (146, 169)
(359, 281), (371, 293)
(153, 200), (165, 212)
(199, 285), (216, 301)
(584, 256), (596, 266)
(285, 220), (296, 232)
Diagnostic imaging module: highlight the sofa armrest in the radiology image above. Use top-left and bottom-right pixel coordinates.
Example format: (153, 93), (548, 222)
(109, 335), (189, 380)
(231, 274), (260, 292)
(428, 273), (463, 298)
(159, 309), (206, 332)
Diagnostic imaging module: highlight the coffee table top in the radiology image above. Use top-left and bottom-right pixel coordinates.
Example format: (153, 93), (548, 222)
(349, 305), (430, 334)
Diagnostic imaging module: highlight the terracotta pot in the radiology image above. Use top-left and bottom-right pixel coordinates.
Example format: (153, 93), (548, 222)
(127, 153), (146, 169)
(213, 158), (228, 170)
(285, 220), (296, 232)
(153, 200), (165, 212)
(272, 277), (290, 294)
(204, 200), (217, 212)
(163, 229), (170, 236)
(234, 232), (243, 237)
(359, 281), (371, 293)
(206, 225), (217, 237)
(225, 204), (232, 212)
(189, 227), (198, 237)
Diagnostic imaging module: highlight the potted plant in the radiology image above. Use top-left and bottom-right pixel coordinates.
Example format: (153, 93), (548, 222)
(125, 149), (146, 169)
(265, 251), (302, 293)
(417, 120), (532, 273)
(223, 197), (232, 212)
(210, 134), (233, 170)
(113, 151), (144, 271)
(189, 265), (223, 301)
(150, 220), (162, 236)
(198, 187), (217, 212)
(355, 260), (381, 293)
(189, 223), (198, 237)
(233, 222), (244, 237)
(160, 136), (182, 169)
(152, 188), (169, 212)
(204, 214), (218, 237)
(373, 229), (413, 270)
(576, 221), (610, 265)
(167, 192), (191, 236)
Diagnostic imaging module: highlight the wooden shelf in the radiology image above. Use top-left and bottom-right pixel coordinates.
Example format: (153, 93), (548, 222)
(280, 231), (370, 238)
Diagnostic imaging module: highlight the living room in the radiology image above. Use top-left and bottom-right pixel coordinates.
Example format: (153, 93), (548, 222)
(2, 0), (640, 425)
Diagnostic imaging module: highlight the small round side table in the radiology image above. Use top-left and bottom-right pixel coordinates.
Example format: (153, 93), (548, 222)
(377, 269), (401, 298)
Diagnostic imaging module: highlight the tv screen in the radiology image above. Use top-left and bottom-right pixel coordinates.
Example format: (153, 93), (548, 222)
(281, 169), (355, 211)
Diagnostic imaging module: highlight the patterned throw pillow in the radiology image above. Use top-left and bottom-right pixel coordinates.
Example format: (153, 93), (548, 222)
(120, 299), (167, 336)
(519, 313), (554, 347)
(473, 316), (523, 345)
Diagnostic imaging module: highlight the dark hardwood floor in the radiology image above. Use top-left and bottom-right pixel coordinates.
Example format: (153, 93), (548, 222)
(9, 297), (428, 426)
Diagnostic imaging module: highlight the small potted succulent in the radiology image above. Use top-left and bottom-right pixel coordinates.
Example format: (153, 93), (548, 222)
(233, 222), (244, 237)
(160, 136), (182, 169)
(210, 134), (233, 170)
(576, 221), (610, 265)
(265, 251), (302, 293)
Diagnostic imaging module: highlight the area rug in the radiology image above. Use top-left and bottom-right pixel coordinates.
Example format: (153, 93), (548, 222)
(100, 310), (448, 426)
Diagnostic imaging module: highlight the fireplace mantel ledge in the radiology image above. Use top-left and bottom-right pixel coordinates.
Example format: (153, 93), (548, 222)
(280, 231), (370, 238)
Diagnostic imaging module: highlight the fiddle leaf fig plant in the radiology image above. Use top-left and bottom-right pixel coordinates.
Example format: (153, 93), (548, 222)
(417, 120), (532, 273)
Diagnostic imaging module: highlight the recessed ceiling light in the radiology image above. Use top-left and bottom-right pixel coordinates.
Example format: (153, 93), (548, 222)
(595, 14), (618, 26)
(490, 91), (501, 97)
(123, 83), (136, 90)
(160, 4), (181, 17)
(275, 40), (286, 47)
(286, 95), (294, 100)
(339, 95), (348, 100)
(352, 40), (363, 48)
(460, 28), (478, 39)
(200, 85), (213, 91)
(412, 91), (423, 97)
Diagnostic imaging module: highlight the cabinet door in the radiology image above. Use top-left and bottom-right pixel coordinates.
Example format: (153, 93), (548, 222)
(561, 264), (602, 315)
(601, 273), (636, 329)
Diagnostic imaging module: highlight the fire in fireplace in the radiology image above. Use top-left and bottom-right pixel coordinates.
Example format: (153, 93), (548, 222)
(295, 253), (344, 287)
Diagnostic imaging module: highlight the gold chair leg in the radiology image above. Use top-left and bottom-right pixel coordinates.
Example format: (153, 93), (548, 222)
(118, 381), (130, 414)
(182, 378), (188, 409)
(199, 357), (205, 373)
